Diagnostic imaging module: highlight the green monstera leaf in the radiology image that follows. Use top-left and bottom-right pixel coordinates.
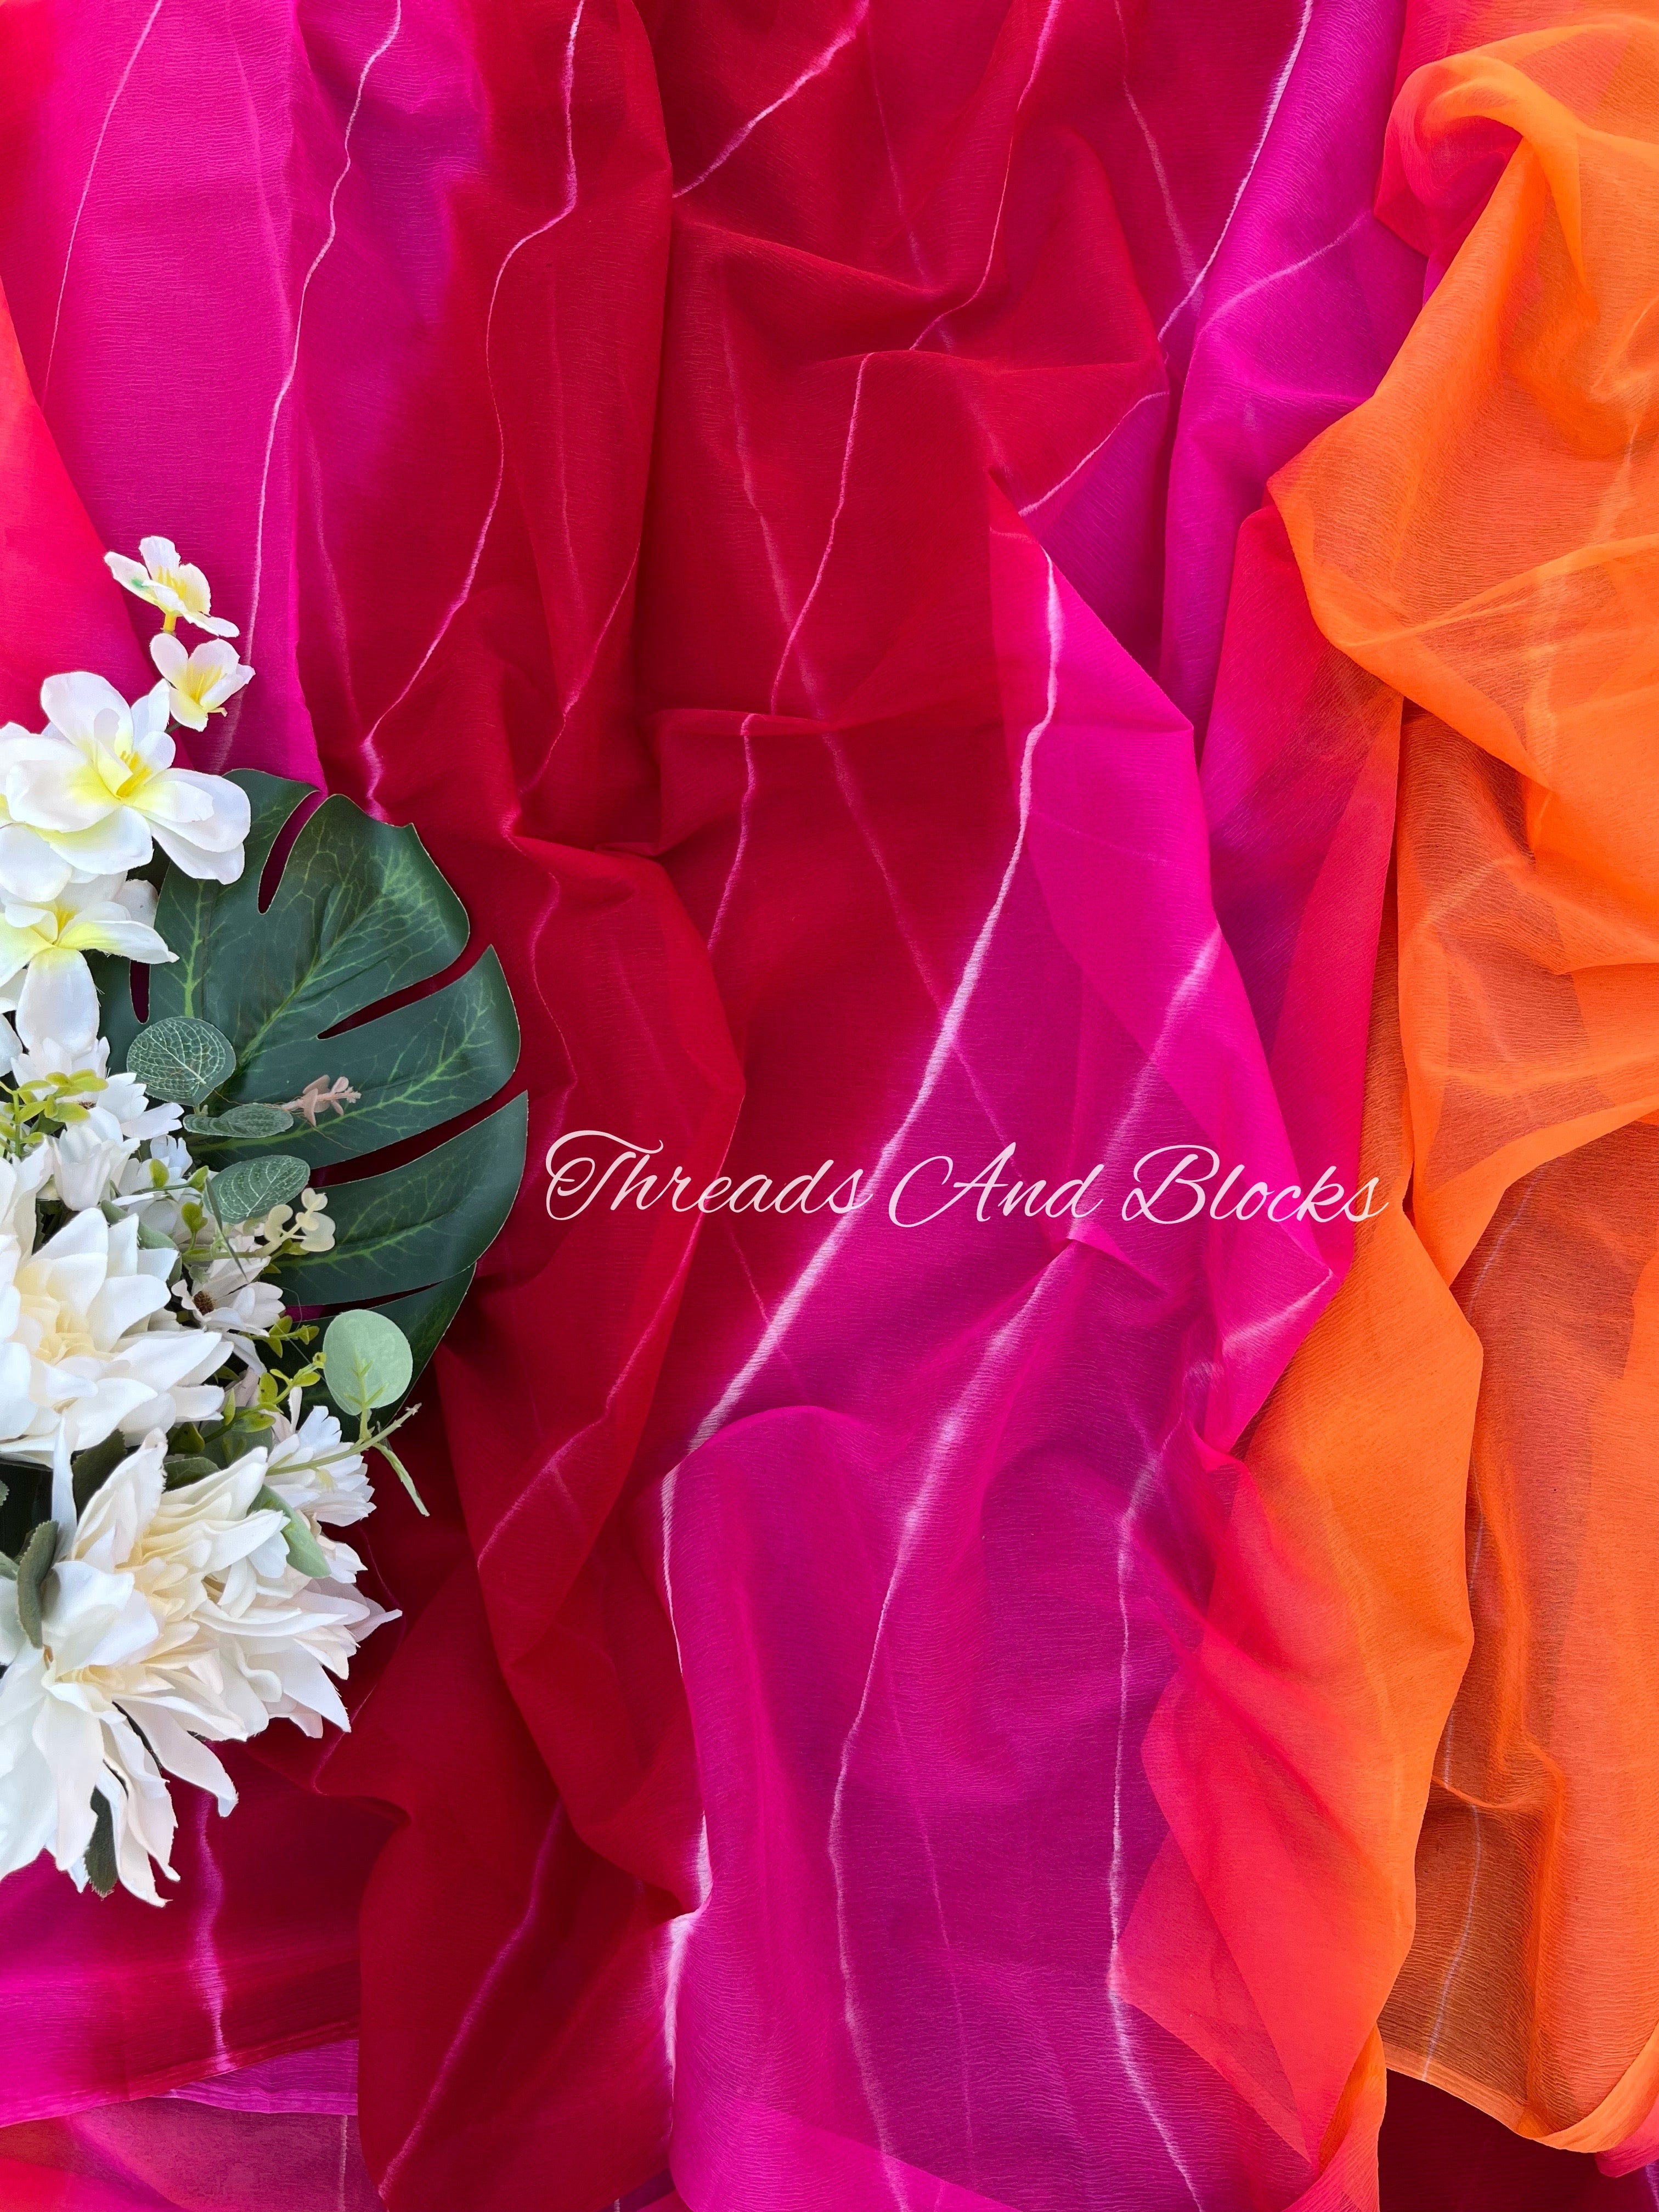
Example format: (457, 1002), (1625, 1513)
(96, 771), (526, 1355)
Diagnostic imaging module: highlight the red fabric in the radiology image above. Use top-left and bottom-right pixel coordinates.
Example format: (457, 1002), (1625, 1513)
(1379, 2078), (1658, 2210)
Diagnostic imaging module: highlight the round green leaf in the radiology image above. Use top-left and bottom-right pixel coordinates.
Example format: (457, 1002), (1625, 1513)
(186, 1102), (294, 1138)
(208, 1154), (309, 1226)
(128, 1016), (236, 1105)
(221, 1102), (295, 1136)
(323, 1309), (413, 1417)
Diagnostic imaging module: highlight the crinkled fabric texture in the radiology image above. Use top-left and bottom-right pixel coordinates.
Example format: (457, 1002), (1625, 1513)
(0, 1), (1651, 2210)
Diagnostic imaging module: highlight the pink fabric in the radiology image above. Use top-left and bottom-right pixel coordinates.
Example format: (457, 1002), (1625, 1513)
(165, 2044), (359, 2117)
(0, 2104), (381, 2212)
(0, 1752), (383, 2125)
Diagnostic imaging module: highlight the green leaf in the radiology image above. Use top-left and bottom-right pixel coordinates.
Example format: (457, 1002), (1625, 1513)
(208, 1154), (309, 1226)
(292, 1271), (470, 1426)
(148, 774), (520, 1167)
(163, 1454), (218, 1488)
(377, 1270), (475, 1391)
(72, 1434), (131, 1514)
(127, 1016), (236, 1105)
(279, 1093), (527, 1307)
(253, 1485), (331, 1579)
(104, 770), (523, 1348)
(89, 953), (143, 1070)
(231, 957), (520, 1169)
(15, 1520), (57, 1647)
(185, 1103), (294, 1139)
(323, 1310), (413, 1417)
(84, 1792), (118, 1898)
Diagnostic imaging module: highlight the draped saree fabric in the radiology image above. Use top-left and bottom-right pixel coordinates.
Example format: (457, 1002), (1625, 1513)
(0, 1), (1652, 2209)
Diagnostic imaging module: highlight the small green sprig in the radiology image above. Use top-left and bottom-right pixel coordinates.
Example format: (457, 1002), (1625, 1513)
(0, 1069), (108, 1152)
(319, 1310), (426, 1517)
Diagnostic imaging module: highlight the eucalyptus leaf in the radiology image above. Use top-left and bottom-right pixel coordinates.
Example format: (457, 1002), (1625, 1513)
(295, 1271), (472, 1424)
(15, 1520), (57, 1647)
(323, 1310), (413, 1418)
(208, 1154), (310, 1226)
(127, 1016), (236, 1105)
(376, 1271), (474, 1395)
(186, 1103), (294, 1139)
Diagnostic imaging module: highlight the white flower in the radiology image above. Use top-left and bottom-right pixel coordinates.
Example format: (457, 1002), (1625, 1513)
(104, 538), (238, 637)
(0, 1201), (227, 1459)
(208, 1500), (391, 1741)
(146, 1132), (193, 1182)
(0, 1433), (386, 1901)
(1, 673), (249, 884)
(113, 1138), (194, 1248)
(149, 635), (253, 732)
(0, 1436), (278, 1900)
(7, 1036), (182, 1210)
(263, 1402), (375, 1577)
(0, 874), (174, 1052)
(176, 1257), (283, 1375)
(266, 1404), (372, 1527)
(0, 1146), (50, 1248)
(181, 1256), (283, 1331)
(0, 824), (75, 905)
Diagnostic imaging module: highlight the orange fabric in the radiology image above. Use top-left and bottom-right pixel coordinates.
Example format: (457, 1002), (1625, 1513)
(1120, 892), (1481, 2206)
(1269, 1), (1659, 2169)
(1121, 6), (1659, 2197)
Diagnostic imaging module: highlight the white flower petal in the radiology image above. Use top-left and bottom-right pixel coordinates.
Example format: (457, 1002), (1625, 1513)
(39, 672), (131, 754)
(148, 633), (187, 682)
(0, 826), (71, 904)
(58, 909), (175, 966)
(165, 689), (210, 732)
(104, 551), (151, 593)
(150, 819), (246, 883)
(16, 949), (98, 1051)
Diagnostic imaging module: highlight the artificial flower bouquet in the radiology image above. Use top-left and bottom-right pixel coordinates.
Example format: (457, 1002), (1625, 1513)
(0, 539), (524, 1904)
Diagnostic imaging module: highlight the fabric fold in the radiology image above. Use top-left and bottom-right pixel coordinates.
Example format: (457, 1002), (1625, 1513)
(1266, 0), (1659, 2170)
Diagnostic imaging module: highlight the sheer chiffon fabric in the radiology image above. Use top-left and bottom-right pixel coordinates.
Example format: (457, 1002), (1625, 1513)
(0, 2), (1648, 2209)
(1273, 5), (1659, 2167)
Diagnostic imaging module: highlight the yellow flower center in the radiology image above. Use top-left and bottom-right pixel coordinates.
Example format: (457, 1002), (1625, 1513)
(18, 1282), (95, 1363)
(78, 727), (153, 808)
(152, 562), (206, 616)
